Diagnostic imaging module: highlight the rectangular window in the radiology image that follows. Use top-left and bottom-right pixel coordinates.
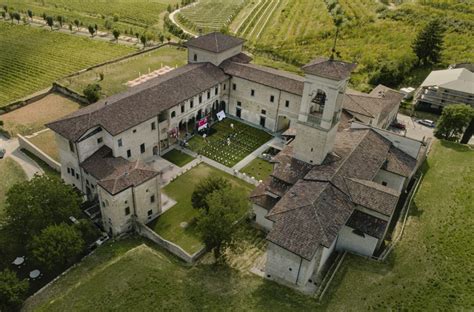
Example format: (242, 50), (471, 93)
(181, 105), (185, 113)
(118, 138), (123, 147)
(207, 91), (210, 99)
(97, 137), (103, 144)
(285, 100), (290, 108)
(147, 209), (153, 216)
(127, 149), (131, 158)
(223, 84), (226, 90)
(251, 89), (255, 96)
(199, 95), (202, 103)
(133, 129), (137, 133)
(71, 168), (75, 176)
(237, 101), (242, 107)
(270, 95), (275, 103)
(86, 180), (89, 186)
(190, 100), (194, 108)
(150, 195), (155, 203)
(67, 168), (70, 174)
(76, 173), (79, 180)
(69, 141), (75, 152)
(125, 207), (130, 216)
(151, 122), (156, 130)
(261, 109), (266, 115)
(215, 87), (218, 95)
(232, 83), (236, 90)
(140, 143), (145, 154)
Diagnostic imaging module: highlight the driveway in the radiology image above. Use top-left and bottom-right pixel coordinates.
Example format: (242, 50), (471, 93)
(0, 135), (43, 179)
(391, 114), (435, 142)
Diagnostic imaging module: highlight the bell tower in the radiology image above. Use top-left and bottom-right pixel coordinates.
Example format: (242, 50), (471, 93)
(293, 57), (356, 165)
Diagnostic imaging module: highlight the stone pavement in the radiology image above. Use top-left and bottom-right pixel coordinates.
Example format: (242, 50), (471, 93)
(0, 135), (43, 179)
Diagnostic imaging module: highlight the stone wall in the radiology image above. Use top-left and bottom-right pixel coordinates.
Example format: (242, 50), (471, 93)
(135, 221), (206, 263)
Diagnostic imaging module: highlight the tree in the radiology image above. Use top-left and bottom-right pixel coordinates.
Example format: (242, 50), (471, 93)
(3, 5), (7, 13)
(412, 19), (445, 66)
(42, 12), (47, 21)
(159, 33), (164, 44)
(112, 29), (120, 42)
(140, 34), (147, 47)
(0, 269), (29, 311)
(74, 219), (100, 243)
(56, 15), (64, 28)
(196, 189), (248, 261)
(68, 23), (73, 32)
(88, 24), (95, 37)
(191, 176), (231, 212)
(73, 19), (80, 30)
(12, 12), (20, 24)
(27, 9), (32, 20)
(166, 35), (171, 42)
(1, 12), (6, 20)
(94, 23), (98, 33)
(434, 104), (474, 142)
(83, 83), (102, 103)
(460, 118), (474, 144)
(46, 15), (54, 30)
(4, 175), (82, 240)
(29, 223), (84, 270)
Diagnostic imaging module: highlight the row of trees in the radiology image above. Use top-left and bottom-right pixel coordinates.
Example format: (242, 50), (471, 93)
(0, 175), (97, 310)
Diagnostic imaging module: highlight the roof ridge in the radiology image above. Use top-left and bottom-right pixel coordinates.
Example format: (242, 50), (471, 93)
(345, 94), (375, 117)
(347, 177), (399, 197)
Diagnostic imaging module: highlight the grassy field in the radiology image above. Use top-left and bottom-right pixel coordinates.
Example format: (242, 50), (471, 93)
(187, 118), (272, 167)
(3, 0), (179, 34)
(58, 45), (187, 97)
(234, 0), (474, 90)
(240, 157), (273, 181)
(27, 130), (60, 162)
(177, 0), (247, 34)
(0, 23), (134, 107)
(149, 163), (254, 253)
(0, 93), (82, 136)
(0, 157), (27, 217)
(322, 140), (474, 310)
(161, 148), (195, 167)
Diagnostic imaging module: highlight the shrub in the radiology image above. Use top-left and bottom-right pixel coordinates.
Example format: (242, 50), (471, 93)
(83, 83), (102, 103)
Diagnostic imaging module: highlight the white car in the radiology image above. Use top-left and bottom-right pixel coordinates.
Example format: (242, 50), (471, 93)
(417, 119), (436, 128)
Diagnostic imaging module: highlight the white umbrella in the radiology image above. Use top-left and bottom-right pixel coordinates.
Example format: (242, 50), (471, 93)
(29, 270), (41, 279)
(12, 257), (24, 266)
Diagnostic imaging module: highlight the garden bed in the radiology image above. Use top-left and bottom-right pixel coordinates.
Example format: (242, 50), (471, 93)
(187, 118), (272, 167)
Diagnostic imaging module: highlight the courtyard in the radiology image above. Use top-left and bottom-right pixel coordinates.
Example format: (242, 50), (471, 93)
(148, 163), (254, 254)
(187, 118), (272, 167)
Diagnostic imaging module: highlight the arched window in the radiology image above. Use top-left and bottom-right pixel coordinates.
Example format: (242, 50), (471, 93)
(311, 89), (326, 114)
(171, 111), (176, 118)
(193, 53), (197, 61)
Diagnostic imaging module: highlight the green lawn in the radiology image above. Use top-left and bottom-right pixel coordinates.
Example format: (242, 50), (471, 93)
(187, 118), (272, 167)
(0, 23), (134, 107)
(0, 157), (27, 217)
(58, 45), (187, 98)
(321, 140), (474, 310)
(149, 163), (254, 254)
(24, 235), (325, 312)
(161, 149), (195, 167)
(240, 157), (273, 181)
(27, 130), (59, 162)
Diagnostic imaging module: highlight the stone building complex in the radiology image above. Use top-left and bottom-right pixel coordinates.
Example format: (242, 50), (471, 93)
(48, 32), (424, 289)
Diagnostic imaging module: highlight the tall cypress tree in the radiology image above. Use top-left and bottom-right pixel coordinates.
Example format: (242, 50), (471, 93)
(412, 19), (445, 66)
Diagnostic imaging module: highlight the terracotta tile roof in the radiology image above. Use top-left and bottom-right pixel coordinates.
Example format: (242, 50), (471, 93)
(80, 146), (159, 195)
(345, 178), (399, 216)
(384, 145), (417, 177)
(220, 61), (305, 95)
(249, 182), (280, 211)
(47, 63), (229, 141)
(228, 52), (253, 64)
(346, 210), (388, 239)
(267, 183), (354, 260)
(270, 145), (312, 184)
(302, 57), (357, 81)
(184, 32), (245, 53)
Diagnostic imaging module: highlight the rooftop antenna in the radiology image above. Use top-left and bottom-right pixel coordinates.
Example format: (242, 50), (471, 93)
(330, 26), (339, 61)
(330, 12), (344, 60)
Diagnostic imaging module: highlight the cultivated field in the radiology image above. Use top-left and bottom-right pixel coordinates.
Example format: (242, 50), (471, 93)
(177, 0), (247, 34)
(0, 23), (134, 107)
(3, 0), (179, 33)
(322, 140), (474, 310)
(58, 45), (187, 98)
(0, 93), (82, 136)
